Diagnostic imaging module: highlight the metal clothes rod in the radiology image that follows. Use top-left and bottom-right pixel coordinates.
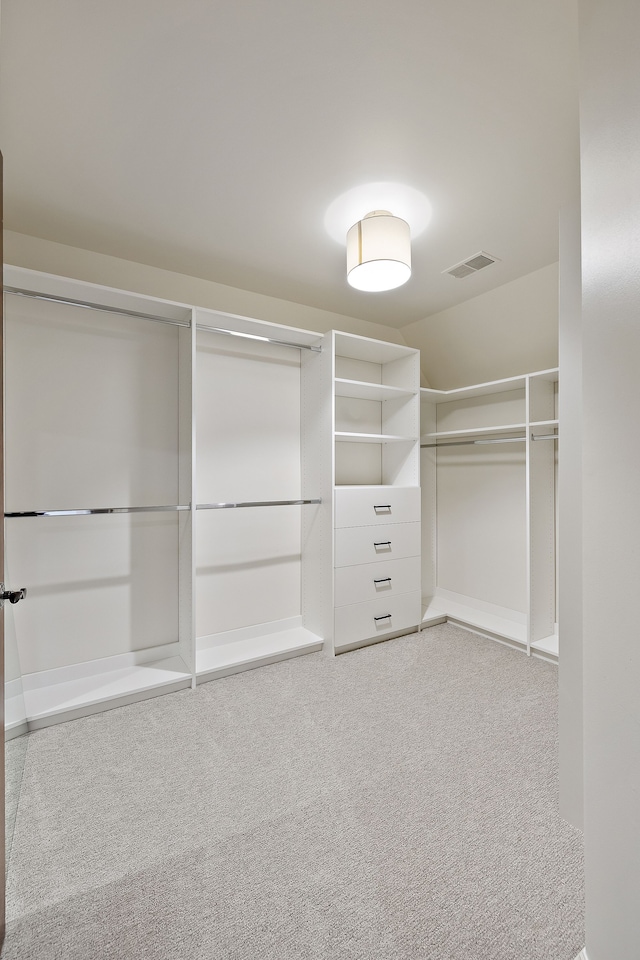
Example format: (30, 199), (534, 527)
(421, 433), (558, 449)
(197, 499), (322, 510)
(4, 287), (191, 328)
(5, 505), (191, 518)
(196, 323), (322, 353)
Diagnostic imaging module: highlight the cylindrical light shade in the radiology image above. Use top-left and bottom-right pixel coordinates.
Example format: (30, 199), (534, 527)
(346, 211), (411, 292)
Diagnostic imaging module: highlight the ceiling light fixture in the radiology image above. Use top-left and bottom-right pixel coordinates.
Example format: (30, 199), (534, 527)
(346, 211), (411, 292)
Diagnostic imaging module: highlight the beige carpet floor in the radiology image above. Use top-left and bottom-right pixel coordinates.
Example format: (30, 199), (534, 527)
(2, 623), (584, 959)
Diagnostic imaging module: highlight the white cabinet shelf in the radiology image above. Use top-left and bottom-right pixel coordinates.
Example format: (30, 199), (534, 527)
(421, 595), (527, 647)
(335, 432), (416, 443)
(196, 621), (322, 682)
(423, 423), (527, 440)
(334, 378), (417, 402)
(21, 652), (192, 730)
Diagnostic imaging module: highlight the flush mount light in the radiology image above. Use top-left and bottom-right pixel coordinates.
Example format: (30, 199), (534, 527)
(346, 211), (411, 292)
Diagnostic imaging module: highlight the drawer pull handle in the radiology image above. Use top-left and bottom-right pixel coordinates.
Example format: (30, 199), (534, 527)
(374, 614), (392, 622)
(373, 577), (392, 584)
(374, 541), (391, 547)
(374, 504), (392, 511)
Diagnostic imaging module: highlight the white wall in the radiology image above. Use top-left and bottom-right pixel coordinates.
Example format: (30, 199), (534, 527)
(558, 200), (583, 831)
(3, 230), (407, 345)
(402, 263), (559, 389)
(580, 0), (640, 956)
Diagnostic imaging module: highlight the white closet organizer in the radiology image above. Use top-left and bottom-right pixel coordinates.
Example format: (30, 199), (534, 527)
(325, 331), (422, 654)
(193, 308), (324, 681)
(420, 369), (559, 661)
(3, 267), (195, 729)
(2, 267), (326, 730)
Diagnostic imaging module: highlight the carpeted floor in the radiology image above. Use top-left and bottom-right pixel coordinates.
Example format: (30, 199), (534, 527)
(2, 623), (584, 959)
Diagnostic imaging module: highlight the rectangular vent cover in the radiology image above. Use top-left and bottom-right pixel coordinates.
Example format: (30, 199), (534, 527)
(443, 251), (500, 279)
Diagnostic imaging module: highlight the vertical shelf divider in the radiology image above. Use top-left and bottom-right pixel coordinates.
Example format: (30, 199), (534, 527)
(178, 311), (196, 683)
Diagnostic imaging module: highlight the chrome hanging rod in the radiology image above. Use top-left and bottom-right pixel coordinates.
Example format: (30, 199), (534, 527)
(197, 498), (322, 510)
(196, 323), (322, 353)
(421, 432), (558, 449)
(5, 505), (191, 518)
(4, 287), (191, 328)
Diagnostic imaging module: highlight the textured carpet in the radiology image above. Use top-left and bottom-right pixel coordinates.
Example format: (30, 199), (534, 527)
(2, 624), (584, 959)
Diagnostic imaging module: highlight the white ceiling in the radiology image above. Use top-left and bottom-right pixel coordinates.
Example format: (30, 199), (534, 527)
(0, 0), (579, 329)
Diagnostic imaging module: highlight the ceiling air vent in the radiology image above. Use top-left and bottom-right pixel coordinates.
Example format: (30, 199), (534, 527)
(443, 251), (500, 279)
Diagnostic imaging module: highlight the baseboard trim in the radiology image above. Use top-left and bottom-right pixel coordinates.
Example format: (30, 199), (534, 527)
(574, 949), (588, 960)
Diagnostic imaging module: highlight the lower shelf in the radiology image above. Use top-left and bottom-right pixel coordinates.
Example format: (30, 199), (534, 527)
(422, 592), (527, 648)
(196, 618), (323, 682)
(21, 647), (193, 730)
(422, 593), (559, 662)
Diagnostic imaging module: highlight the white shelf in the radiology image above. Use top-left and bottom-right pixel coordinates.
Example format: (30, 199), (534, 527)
(196, 624), (322, 681)
(335, 432), (417, 443)
(422, 423), (527, 441)
(333, 332), (416, 364)
(530, 419), (559, 428)
(420, 375), (528, 402)
(421, 595), (527, 646)
(530, 634), (559, 658)
(334, 378), (416, 402)
(22, 654), (193, 729)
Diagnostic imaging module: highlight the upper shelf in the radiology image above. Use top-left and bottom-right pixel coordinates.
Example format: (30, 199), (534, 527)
(423, 423), (527, 440)
(530, 419), (559, 428)
(335, 432), (418, 443)
(420, 368), (559, 403)
(334, 378), (417, 402)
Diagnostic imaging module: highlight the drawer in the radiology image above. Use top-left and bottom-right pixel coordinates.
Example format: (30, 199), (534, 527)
(335, 486), (420, 528)
(334, 591), (422, 648)
(334, 556), (421, 607)
(334, 522), (421, 568)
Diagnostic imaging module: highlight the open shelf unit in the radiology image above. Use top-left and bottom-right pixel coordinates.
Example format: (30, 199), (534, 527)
(420, 368), (559, 661)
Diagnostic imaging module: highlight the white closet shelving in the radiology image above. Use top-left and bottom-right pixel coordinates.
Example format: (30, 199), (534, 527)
(420, 369), (559, 661)
(326, 331), (422, 654)
(193, 308), (324, 681)
(3, 267), (196, 728)
(2, 267), (326, 730)
(2, 266), (560, 732)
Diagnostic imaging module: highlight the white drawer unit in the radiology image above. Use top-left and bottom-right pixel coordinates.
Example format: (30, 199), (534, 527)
(328, 333), (421, 654)
(334, 521), (421, 568)
(334, 486), (421, 528)
(334, 556), (421, 607)
(334, 591), (422, 649)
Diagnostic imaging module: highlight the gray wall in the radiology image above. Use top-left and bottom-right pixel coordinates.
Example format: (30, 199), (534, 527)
(580, 0), (640, 955)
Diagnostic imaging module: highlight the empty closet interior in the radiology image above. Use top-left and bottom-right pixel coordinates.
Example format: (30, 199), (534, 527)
(194, 309), (324, 681)
(2, 266), (560, 736)
(2, 267), (325, 733)
(420, 371), (559, 660)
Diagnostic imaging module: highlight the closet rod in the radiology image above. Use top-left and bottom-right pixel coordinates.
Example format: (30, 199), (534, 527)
(420, 433), (558, 449)
(196, 498), (322, 510)
(5, 505), (191, 518)
(4, 287), (191, 328)
(195, 323), (322, 353)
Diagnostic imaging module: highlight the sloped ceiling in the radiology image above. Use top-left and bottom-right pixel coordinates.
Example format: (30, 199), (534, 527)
(0, 0), (578, 329)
